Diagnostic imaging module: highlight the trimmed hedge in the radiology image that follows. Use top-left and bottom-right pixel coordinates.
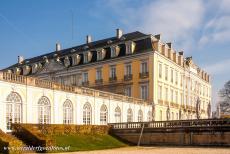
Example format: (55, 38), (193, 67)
(13, 124), (110, 136)
(12, 124), (110, 152)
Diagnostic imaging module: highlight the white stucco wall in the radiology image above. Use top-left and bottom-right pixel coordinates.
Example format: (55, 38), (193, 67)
(0, 80), (152, 132)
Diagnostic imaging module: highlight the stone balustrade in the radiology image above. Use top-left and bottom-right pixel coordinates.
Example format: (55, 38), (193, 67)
(0, 71), (149, 105)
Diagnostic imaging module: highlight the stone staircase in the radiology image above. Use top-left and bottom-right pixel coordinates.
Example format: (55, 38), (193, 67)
(0, 129), (26, 154)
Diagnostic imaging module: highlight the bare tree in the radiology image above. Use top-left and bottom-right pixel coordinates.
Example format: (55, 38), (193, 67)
(219, 80), (230, 114)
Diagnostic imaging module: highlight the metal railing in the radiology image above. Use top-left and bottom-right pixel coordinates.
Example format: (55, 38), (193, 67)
(109, 118), (230, 129)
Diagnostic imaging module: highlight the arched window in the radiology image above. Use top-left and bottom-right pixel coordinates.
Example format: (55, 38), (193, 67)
(83, 102), (91, 125)
(100, 104), (108, 125)
(147, 111), (152, 121)
(6, 92), (22, 130)
(127, 108), (133, 122)
(115, 106), (121, 123)
(138, 109), (143, 122)
(63, 100), (73, 124)
(38, 96), (51, 124)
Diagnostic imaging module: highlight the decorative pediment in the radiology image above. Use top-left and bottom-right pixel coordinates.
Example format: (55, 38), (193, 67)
(37, 59), (66, 74)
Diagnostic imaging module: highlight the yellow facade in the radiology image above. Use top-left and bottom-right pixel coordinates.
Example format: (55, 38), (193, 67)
(80, 39), (211, 121)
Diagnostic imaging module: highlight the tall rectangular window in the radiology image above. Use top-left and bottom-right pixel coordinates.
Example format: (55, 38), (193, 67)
(180, 74), (183, 87)
(165, 88), (168, 101)
(141, 61), (148, 73)
(171, 68), (174, 83)
(82, 72), (88, 82)
(175, 91), (178, 103)
(110, 66), (116, 78)
(140, 84), (148, 100)
(180, 93), (183, 104)
(84, 53), (88, 63)
(165, 65), (168, 81)
(125, 64), (132, 75)
(175, 71), (178, 85)
(96, 68), (102, 80)
(185, 95), (188, 105)
(159, 63), (162, 78)
(124, 86), (132, 97)
(158, 85), (162, 100)
(97, 50), (103, 60)
(171, 89), (173, 102)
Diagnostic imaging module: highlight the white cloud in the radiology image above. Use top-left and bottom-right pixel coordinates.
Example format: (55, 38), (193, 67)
(104, 0), (204, 53)
(199, 0), (230, 46)
(199, 16), (230, 45)
(203, 59), (230, 76)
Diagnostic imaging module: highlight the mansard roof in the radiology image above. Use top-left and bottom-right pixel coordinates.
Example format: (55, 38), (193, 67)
(5, 31), (152, 73)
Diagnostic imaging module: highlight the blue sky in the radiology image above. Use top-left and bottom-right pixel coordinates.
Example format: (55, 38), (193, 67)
(0, 0), (230, 109)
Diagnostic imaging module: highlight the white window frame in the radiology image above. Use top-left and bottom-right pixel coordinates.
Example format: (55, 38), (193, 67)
(127, 108), (133, 122)
(140, 84), (148, 100)
(6, 92), (22, 131)
(124, 86), (132, 97)
(38, 96), (51, 124)
(138, 109), (143, 122)
(100, 105), (108, 125)
(115, 106), (121, 123)
(82, 72), (88, 82)
(63, 100), (73, 124)
(140, 61), (148, 73)
(96, 68), (102, 80)
(125, 63), (132, 75)
(110, 65), (116, 78)
(83, 103), (92, 125)
(159, 63), (162, 78)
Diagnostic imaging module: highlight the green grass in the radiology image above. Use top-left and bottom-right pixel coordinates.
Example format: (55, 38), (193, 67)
(50, 134), (127, 152)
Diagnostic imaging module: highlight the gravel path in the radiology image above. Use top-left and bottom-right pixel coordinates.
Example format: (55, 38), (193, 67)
(56, 146), (230, 154)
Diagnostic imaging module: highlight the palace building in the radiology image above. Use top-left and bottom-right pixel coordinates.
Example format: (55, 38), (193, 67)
(4, 29), (212, 121)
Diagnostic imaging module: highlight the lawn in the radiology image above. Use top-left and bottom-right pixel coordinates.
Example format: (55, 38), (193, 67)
(51, 134), (127, 152)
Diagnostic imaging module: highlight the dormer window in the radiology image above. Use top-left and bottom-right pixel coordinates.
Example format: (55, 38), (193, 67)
(32, 64), (38, 73)
(64, 56), (70, 67)
(14, 67), (21, 75)
(72, 54), (81, 66)
(83, 51), (92, 63)
(125, 41), (136, 55)
(43, 56), (49, 63)
(23, 65), (31, 75)
(97, 49), (106, 61)
(7, 69), (13, 73)
(110, 45), (120, 58)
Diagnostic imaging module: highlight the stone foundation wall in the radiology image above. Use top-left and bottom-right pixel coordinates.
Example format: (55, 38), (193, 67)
(112, 130), (230, 146)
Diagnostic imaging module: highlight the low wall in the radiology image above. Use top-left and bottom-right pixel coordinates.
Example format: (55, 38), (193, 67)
(109, 119), (230, 146)
(112, 131), (230, 146)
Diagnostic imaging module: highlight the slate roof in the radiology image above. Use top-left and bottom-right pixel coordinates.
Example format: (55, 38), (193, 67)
(4, 31), (153, 72)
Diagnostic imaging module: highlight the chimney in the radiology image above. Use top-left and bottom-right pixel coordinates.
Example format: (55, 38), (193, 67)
(18, 56), (24, 64)
(116, 28), (123, 39)
(155, 34), (161, 40)
(86, 35), (92, 44)
(179, 51), (184, 56)
(166, 42), (172, 48)
(56, 43), (61, 51)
